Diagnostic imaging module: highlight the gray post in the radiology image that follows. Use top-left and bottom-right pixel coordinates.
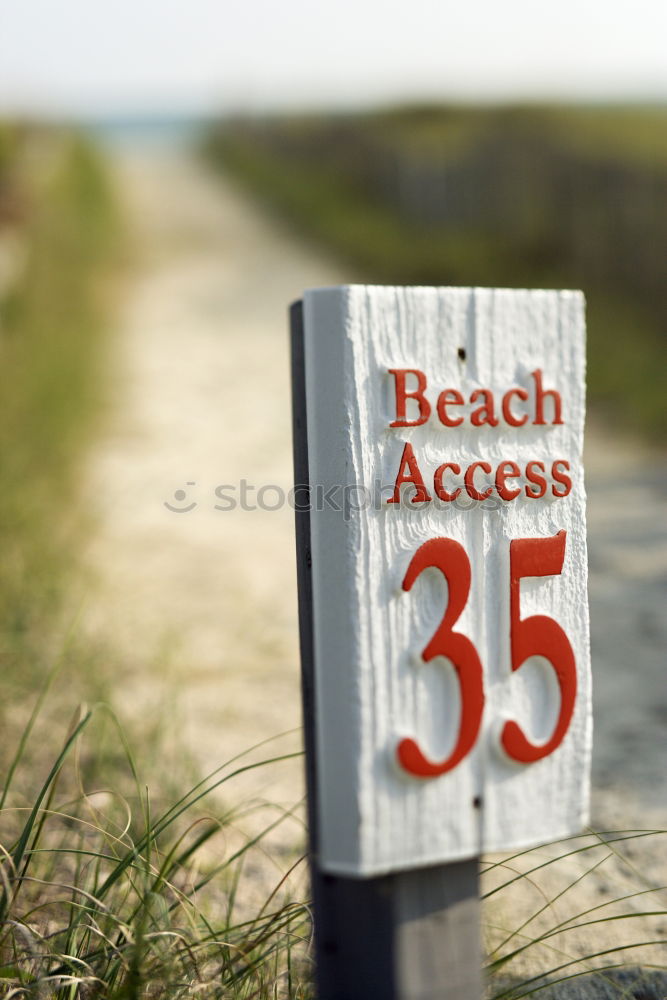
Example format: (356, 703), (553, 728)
(290, 300), (482, 1000)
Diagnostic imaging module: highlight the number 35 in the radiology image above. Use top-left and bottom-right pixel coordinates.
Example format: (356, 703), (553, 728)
(397, 530), (577, 778)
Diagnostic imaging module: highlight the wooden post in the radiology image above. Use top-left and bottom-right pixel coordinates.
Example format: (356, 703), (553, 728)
(290, 300), (483, 1000)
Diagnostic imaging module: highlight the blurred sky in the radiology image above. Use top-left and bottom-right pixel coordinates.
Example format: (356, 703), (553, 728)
(1, 0), (666, 117)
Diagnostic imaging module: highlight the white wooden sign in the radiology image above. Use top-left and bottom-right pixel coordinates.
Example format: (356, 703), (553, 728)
(302, 285), (592, 877)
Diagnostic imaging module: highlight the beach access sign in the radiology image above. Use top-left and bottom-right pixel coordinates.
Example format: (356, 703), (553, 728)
(300, 286), (592, 878)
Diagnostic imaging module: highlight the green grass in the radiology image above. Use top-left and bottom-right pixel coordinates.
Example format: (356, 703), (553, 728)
(0, 129), (118, 701)
(366, 103), (667, 167)
(0, 666), (312, 999)
(1, 678), (664, 998)
(483, 830), (667, 998)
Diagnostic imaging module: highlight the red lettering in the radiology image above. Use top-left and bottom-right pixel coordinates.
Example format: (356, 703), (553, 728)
(436, 389), (464, 427)
(525, 460), (547, 498)
(433, 462), (462, 502)
(552, 460), (572, 498)
(395, 533), (578, 776)
(389, 369), (431, 427)
(397, 538), (485, 777)
(502, 387), (529, 427)
(501, 532), (577, 762)
(464, 461), (493, 501)
(470, 388), (498, 427)
(495, 460), (521, 501)
(387, 442), (432, 504)
(532, 369), (563, 426)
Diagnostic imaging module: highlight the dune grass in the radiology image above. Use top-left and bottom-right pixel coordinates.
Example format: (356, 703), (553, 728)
(0, 127), (119, 705)
(1, 676), (664, 998)
(483, 830), (667, 998)
(0, 663), (312, 999)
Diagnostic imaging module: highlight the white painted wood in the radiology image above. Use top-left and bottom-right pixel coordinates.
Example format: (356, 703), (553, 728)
(303, 286), (591, 877)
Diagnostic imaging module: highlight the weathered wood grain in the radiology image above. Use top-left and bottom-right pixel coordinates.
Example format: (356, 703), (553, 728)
(301, 286), (591, 877)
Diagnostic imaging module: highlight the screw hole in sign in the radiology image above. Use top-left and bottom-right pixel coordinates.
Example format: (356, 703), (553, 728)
(396, 530), (577, 778)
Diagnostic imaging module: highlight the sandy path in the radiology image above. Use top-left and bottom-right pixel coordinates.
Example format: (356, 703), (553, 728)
(81, 140), (666, 981)
(86, 143), (666, 810)
(82, 141), (351, 812)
